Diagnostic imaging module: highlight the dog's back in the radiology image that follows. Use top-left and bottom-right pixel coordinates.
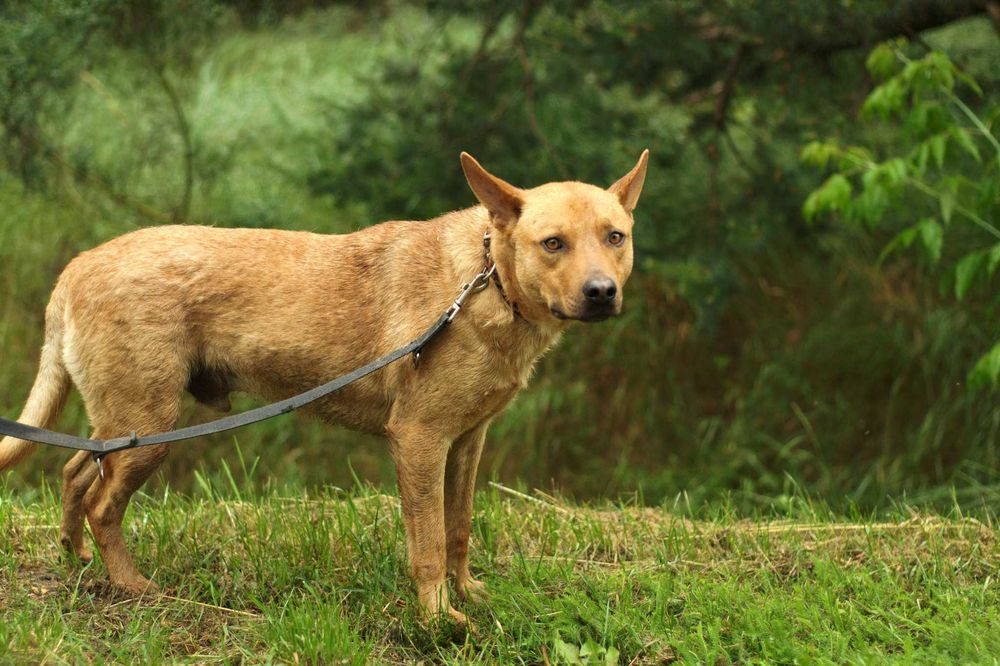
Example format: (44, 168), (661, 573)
(55, 223), (451, 434)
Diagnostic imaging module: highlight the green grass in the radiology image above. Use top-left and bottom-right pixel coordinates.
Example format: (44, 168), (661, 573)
(2, 472), (998, 664)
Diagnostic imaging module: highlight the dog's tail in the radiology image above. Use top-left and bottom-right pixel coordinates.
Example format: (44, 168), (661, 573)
(0, 291), (71, 471)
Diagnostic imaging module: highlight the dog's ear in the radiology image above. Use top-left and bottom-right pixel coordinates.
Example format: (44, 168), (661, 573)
(608, 149), (649, 214)
(460, 152), (524, 227)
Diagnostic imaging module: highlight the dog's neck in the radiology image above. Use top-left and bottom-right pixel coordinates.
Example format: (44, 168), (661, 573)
(441, 207), (567, 374)
(483, 235), (520, 320)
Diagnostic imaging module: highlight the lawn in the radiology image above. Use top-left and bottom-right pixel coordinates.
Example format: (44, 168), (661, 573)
(2, 474), (998, 664)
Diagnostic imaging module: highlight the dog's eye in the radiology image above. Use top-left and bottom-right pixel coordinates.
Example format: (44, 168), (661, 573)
(608, 231), (626, 246)
(542, 237), (564, 252)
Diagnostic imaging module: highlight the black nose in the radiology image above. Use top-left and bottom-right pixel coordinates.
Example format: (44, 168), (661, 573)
(582, 277), (617, 304)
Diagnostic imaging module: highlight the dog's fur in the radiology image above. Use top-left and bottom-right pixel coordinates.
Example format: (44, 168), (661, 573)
(0, 151), (648, 621)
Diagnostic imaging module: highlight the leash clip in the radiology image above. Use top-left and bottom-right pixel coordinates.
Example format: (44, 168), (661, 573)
(446, 265), (495, 323)
(92, 431), (138, 479)
(413, 255), (497, 369)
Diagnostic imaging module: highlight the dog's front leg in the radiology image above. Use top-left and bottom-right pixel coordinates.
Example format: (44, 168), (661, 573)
(445, 421), (489, 603)
(388, 424), (464, 622)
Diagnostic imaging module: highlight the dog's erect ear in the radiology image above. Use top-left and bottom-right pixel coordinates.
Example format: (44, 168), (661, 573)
(460, 152), (524, 226)
(608, 149), (650, 214)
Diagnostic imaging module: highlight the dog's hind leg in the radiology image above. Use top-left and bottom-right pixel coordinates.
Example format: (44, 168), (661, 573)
(60, 450), (98, 562)
(64, 303), (190, 592)
(77, 367), (184, 593)
(83, 431), (174, 594)
(445, 421), (489, 603)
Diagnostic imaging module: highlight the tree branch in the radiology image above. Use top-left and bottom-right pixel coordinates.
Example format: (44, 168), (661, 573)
(714, 43), (749, 131)
(152, 64), (194, 223)
(47, 141), (173, 224)
(677, 0), (987, 121)
(807, 0), (989, 56)
(691, 1), (988, 56)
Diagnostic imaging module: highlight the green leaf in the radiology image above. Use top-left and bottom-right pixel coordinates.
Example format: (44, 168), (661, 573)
(900, 59), (923, 86)
(938, 176), (963, 226)
(905, 103), (929, 138)
(929, 133), (948, 169)
(939, 189), (955, 225)
(847, 176), (892, 229)
(976, 168), (1000, 211)
(988, 243), (1000, 276)
(802, 192), (822, 222)
(580, 640), (597, 659)
(803, 173), (852, 222)
(969, 341), (1000, 389)
(912, 142), (930, 175)
(950, 127), (981, 163)
(554, 638), (581, 664)
(862, 78), (905, 119)
(955, 251), (986, 300)
(879, 225), (918, 263)
(866, 42), (898, 80)
(927, 51), (955, 91)
(800, 141), (841, 169)
(841, 145), (875, 170)
(605, 646), (620, 666)
(955, 67), (984, 96)
(850, 182), (890, 228)
(881, 158), (909, 186)
(917, 218), (943, 264)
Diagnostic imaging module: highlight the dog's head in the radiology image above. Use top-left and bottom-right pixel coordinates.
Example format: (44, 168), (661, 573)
(461, 150), (648, 326)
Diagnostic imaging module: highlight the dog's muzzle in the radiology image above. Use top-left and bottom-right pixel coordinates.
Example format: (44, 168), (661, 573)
(550, 302), (620, 323)
(549, 277), (620, 322)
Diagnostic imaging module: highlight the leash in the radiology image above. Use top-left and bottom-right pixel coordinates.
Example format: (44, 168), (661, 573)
(0, 232), (500, 476)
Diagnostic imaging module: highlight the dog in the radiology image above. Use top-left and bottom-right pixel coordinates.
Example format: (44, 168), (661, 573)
(0, 150), (648, 621)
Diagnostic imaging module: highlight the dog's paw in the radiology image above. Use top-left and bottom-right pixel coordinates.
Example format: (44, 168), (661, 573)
(112, 576), (160, 596)
(417, 582), (472, 626)
(457, 577), (487, 604)
(448, 606), (468, 625)
(59, 535), (93, 564)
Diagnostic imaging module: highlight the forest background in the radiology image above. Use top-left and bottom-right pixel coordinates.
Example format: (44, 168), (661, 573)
(1, 0), (999, 513)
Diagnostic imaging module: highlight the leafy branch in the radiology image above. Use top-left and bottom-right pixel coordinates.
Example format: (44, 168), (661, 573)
(801, 40), (1000, 388)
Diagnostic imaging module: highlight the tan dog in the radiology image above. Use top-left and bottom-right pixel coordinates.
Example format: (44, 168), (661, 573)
(0, 150), (648, 621)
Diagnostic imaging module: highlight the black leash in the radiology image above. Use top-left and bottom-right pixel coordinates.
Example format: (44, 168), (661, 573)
(0, 246), (498, 472)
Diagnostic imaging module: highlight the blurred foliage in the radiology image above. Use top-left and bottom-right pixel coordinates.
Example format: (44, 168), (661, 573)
(803, 41), (1000, 388)
(0, 0), (998, 510)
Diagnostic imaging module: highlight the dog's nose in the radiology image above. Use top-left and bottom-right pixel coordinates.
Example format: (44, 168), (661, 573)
(582, 277), (617, 304)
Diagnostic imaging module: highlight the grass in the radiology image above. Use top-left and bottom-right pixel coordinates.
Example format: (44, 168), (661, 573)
(2, 470), (999, 664)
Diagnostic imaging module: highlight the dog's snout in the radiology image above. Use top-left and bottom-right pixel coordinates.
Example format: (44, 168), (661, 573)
(582, 277), (617, 304)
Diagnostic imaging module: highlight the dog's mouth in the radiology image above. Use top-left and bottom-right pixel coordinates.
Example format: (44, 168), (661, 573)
(550, 306), (618, 323)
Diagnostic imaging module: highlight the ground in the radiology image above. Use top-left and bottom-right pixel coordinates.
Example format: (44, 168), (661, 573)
(1, 478), (998, 664)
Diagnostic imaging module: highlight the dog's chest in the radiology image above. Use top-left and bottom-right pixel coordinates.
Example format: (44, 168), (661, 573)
(403, 325), (557, 431)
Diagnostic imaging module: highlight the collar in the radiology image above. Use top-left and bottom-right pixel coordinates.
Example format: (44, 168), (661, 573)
(483, 230), (522, 319)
